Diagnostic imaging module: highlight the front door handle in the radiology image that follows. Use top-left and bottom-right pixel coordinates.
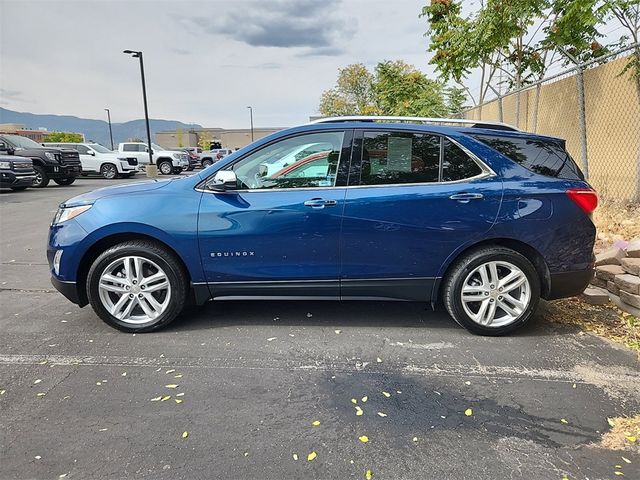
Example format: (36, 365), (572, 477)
(449, 193), (484, 203)
(304, 198), (337, 208)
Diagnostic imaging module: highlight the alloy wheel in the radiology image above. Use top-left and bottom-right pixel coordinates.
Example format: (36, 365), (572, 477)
(159, 162), (172, 175)
(102, 164), (117, 179)
(97, 256), (171, 324)
(460, 260), (531, 327)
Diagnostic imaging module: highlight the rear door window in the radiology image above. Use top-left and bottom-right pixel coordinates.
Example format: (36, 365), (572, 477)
(472, 134), (584, 180)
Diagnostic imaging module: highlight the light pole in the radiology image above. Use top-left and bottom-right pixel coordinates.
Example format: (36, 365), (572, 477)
(123, 49), (155, 176)
(247, 106), (254, 142)
(104, 108), (114, 150)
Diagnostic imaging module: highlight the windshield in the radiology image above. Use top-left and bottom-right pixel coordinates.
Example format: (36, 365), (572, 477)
(89, 144), (112, 153)
(3, 134), (42, 149)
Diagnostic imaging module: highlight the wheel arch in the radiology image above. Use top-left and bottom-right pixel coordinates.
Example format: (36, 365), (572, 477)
(432, 237), (551, 306)
(76, 232), (192, 307)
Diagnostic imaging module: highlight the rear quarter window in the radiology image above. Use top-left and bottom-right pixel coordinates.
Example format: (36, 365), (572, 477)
(472, 134), (584, 180)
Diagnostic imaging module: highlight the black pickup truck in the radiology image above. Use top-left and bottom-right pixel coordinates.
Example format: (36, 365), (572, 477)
(0, 134), (82, 188)
(0, 154), (36, 191)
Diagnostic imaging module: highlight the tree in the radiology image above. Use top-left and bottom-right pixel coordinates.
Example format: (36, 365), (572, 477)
(44, 132), (84, 143)
(318, 60), (459, 117)
(421, 0), (609, 104)
(176, 128), (184, 148)
(319, 63), (377, 116)
(197, 130), (212, 151)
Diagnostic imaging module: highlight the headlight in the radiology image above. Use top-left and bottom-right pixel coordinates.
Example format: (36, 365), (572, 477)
(52, 205), (92, 225)
(44, 152), (58, 161)
(0, 161), (11, 169)
(172, 153), (180, 159)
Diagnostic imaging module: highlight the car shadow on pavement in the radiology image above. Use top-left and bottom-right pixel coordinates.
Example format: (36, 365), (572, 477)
(169, 300), (564, 338)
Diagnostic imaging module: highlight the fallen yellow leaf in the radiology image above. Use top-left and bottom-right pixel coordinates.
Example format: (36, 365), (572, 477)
(464, 408), (473, 417)
(614, 472), (624, 476)
(376, 357), (382, 363)
(621, 456), (631, 464)
(396, 390), (402, 394)
(377, 412), (387, 417)
(615, 465), (622, 468)
(174, 374), (183, 378)
(626, 436), (636, 442)
(166, 369), (175, 374)
(355, 406), (363, 416)
(608, 418), (617, 427)
(34, 379), (42, 384)
(175, 399), (183, 404)
(176, 392), (185, 397)
(307, 451), (317, 461)
(358, 435), (369, 443)
(312, 420), (321, 426)
(165, 384), (178, 389)
(293, 453), (298, 461)
(362, 396), (368, 402)
(572, 383), (576, 388)
(160, 395), (171, 401)
(182, 431), (188, 438)
(382, 391), (391, 398)
(560, 418), (568, 424)
(366, 469), (374, 479)
(150, 396), (162, 402)
(36, 392), (46, 397)
(412, 437), (418, 442)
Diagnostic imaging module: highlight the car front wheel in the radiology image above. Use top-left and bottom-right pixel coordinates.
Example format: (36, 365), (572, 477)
(158, 161), (173, 175)
(86, 241), (187, 332)
(32, 166), (50, 188)
(443, 246), (540, 336)
(201, 159), (213, 168)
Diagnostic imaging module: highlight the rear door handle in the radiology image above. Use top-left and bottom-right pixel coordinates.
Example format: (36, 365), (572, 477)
(449, 193), (484, 203)
(304, 198), (337, 208)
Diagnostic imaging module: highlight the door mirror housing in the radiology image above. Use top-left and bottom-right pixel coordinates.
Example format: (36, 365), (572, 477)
(209, 170), (237, 192)
(87, 150), (95, 156)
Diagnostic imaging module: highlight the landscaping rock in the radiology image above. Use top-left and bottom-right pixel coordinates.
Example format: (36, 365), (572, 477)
(590, 276), (607, 289)
(609, 293), (640, 318)
(595, 264), (625, 282)
(607, 280), (620, 296)
(614, 273), (640, 295)
(595, 247), (626, 266)
(620, 257), (640, 276)
(620, 290), (640, 309)
(581, 286), (610, 305)
(626, 237), (640, 258)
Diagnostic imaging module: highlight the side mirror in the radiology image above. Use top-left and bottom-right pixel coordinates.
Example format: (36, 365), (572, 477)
(87, 150), (95, 156)
(209, 170), (238, 192)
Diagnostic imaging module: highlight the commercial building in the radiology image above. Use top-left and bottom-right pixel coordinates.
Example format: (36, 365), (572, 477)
(156, 127), (283, 150)
(0, 123), (85, 143)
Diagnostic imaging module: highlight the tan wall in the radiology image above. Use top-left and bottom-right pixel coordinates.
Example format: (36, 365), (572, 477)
(156, 127), (282, 150)
(465, 55), (640, 201)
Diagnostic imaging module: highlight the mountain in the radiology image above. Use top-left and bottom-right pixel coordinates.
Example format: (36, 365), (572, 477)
(0, 107), (202, 147)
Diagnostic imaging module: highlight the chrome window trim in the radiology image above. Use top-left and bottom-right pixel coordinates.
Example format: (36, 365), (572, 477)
(196, 133), (496, 194)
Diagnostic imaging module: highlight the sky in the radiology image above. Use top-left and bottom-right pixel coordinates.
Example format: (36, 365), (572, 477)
(0, 0), (438, 128)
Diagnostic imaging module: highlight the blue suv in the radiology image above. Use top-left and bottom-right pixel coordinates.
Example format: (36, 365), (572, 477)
(48, 117), (597, 335)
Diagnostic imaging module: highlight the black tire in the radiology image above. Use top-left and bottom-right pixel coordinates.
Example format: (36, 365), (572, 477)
(201, 159), (213, 168)
(86, 240), (188, 332)
(54, 177), (76, 186)
(32, 166), (50, 188)
(100, 163), (118, 179)
(443, 246), (540, 336)
(173, 167), (183, 174)
(10, 186), (28, 191)
(187, 165), (195, 171)
(158, 160), (173, 175)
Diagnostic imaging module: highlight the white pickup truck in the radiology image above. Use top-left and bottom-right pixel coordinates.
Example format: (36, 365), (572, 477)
(117, 142), (190, 175)
(44, 142), (139, 179)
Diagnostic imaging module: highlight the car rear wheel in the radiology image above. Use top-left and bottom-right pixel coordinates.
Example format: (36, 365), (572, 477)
(201, 159), (213, 168)
(32, 166), (50, 188)
(87, 241), (188, 332)
(158, 160), (173, 175)
(54, 177), (76, 186)
(443, 247), (540, 336)
(100, 163), (118, 179)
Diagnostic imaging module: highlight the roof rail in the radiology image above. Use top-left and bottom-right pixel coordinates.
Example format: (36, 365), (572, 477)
(309, 116), (520, 132)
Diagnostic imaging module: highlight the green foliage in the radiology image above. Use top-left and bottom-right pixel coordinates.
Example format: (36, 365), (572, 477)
(197, 131), (212, 151)
(319, 60), (461, 117)
(44, 132), (84, 143)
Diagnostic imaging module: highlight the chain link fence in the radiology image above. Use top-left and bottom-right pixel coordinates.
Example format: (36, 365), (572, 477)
(464, 44), (640, 202)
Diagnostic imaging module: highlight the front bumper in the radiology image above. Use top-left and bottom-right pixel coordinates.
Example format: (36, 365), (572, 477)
(0, 170), (36, 187)
(545, 269), (594, 300)
(51, 276), (86, 306)
(49, 164), (82, 179)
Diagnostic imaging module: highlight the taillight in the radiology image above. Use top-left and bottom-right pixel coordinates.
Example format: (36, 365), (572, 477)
(566, 188), (598, 214)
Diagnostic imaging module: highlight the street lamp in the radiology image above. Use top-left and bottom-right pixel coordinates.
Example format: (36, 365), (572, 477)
(123, 49), (154, 175)
(104, 108), (114, 150)
(247, 106), (254, 142)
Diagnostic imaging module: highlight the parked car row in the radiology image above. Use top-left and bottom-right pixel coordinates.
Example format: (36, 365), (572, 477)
(0, 135), (211, 190)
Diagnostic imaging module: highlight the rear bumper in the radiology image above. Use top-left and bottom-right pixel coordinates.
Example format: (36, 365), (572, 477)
(51, 276), (86, 307)
(544, 269), (594, 300)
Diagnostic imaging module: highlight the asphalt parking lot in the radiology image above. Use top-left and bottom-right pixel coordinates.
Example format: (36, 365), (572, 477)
(1, 177), (639, 480)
